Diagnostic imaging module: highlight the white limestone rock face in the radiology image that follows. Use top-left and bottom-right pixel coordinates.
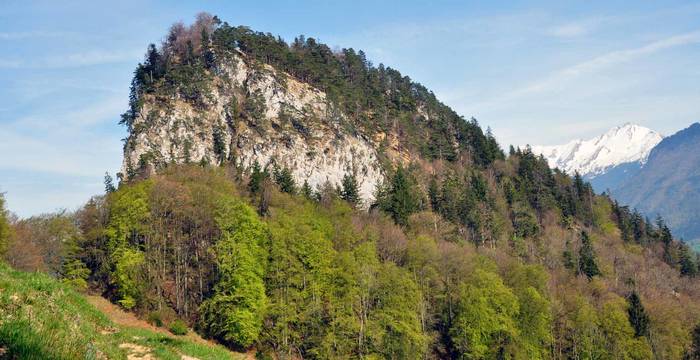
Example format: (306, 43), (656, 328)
(122, 54), (384, 206)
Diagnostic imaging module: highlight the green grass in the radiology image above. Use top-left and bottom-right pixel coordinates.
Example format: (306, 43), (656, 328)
(0, 262), (242, 359)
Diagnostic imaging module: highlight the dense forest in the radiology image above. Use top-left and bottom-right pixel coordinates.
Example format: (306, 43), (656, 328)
(3, 13), (700, 359)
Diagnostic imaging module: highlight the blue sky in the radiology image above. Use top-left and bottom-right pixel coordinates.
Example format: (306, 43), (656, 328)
(1, 0), (699, 217)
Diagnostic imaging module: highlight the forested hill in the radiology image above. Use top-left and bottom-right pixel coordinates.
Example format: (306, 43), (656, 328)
(2, 12), (700, 359)
(119, 13), (502, 204)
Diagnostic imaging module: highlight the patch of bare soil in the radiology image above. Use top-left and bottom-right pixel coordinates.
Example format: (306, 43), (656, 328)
(86, 295), (213, 344)
(119, 343), (154, 360)
(86, 295), (254, 359)
(87, 296), (167, 334)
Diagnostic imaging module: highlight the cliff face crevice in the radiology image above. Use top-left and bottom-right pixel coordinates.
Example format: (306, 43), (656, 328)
(122, 53), (384, 205)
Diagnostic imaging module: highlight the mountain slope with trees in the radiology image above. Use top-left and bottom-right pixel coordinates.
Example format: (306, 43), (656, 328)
(612, 123), (700, 248)
(2, 13), (700, 359)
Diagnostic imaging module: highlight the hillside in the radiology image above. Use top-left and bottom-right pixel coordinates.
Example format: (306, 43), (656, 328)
(2, 12), (700, 360)
(119, 14), (500, 206)
(0, 262), (244, 359)
(612, 123), (700, 246)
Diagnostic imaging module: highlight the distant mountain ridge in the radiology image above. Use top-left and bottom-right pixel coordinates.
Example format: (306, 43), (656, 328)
(612, 122), (700, 245)
(535, 122), (700, 246)
(532, 123), (663, 178)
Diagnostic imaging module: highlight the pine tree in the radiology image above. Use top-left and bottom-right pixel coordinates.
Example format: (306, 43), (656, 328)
(427, 176), (439, 211)
(659, 222), (673, 246)
(627, 291), (650, 338)
(201, 28), (216, 69)
(658, 222), (676, 266)
(380, 166), (419, 226)
(248, 161), (267, 194)
(562, 239), (575, 270)
(679, 242), (698, 277)
(301, 180), (313, 200)
(578, 231), (600, 279)
(631, 210), (645, 243)
(273, 166), (296, 194)
(104, 172), (116, 193)
(340, 172), (360, 206)
(212, 127), (227, 164)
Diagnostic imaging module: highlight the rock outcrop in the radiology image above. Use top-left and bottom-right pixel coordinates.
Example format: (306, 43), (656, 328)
(122, 53), (384, 205)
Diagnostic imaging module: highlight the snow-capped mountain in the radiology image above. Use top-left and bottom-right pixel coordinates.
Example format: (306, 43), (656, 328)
(531, 123), (663, 178)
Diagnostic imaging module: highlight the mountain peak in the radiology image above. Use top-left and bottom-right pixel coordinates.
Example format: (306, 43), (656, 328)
(531, 123), (663, 177)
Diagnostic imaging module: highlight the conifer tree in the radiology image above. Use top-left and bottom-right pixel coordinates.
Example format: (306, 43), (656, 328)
(627, 291), (650, 338)
(340, 172), (360, 206)
(273, 166), (296, 194)
(679, 242), (698, 277)
(104, 172), (116, 193)
(427, 176), (439, 211)
(301, 180), (313, 199)
(563, 239), (575, 270)
(248, 161), (267, 194)
(578, 231), (600, 279)
(380, 166), (419, 225)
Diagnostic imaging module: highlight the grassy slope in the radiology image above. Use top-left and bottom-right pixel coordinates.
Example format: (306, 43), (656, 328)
(0, 263), (244, 360)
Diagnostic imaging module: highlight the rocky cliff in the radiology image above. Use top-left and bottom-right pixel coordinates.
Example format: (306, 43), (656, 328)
(120, 18), (501, 208)
(122, 52), (384, 205)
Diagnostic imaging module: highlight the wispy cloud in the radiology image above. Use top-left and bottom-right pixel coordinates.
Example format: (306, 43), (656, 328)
(0, 31), (75, 40)
(8, 95), (126, 132)
(504, 30), (700, 99)
(0, 95), (126, 177)
(546, 16), (613, 38)
(0, 49), (142, 69)
(549, 23), (589, 38)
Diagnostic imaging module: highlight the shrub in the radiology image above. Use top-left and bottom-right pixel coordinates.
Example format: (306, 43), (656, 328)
(169, 319), (188, 335)
(147, 312), (164, 327)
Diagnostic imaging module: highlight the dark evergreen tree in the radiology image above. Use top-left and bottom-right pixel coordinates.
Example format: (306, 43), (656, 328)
(578, 231), (601, 279)
(427, 176), (440, 211)
(631, 210), (645, 244)
(104, 172), (116, 193)
(212, 127), (227, 164)
(658, 222), (676, 266)
(201, 28), (216, 69)
(301, 180), (313, 200)
(248, 161), (267, 194)
(340, 172), (360, 206)
(679, 242), (698, 277)
(273, 166), (296, 194)
(627, 291), (650, 338)
(380, 166), (419, 225)
(563, 239), (575, 270)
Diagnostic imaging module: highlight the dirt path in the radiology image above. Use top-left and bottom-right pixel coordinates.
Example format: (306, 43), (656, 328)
(86, 295), (211, 346)
(85, 295), (255, 359)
